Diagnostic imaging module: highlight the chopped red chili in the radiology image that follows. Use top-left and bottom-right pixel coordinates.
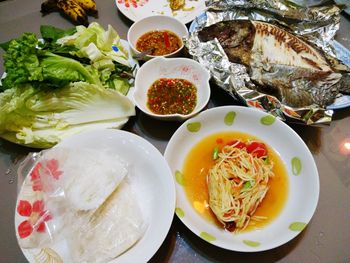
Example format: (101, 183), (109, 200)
(136, 30), (182, 56)
(147, 78), (197, 115)
(163, 31), (170, 49)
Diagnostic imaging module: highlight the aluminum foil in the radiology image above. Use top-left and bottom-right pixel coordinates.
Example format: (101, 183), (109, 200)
(185, 0), (350, 124)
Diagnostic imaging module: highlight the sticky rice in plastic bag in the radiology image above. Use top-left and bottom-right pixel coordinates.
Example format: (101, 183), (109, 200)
(16, 146), (145, 259)
(66, 179), (145, 263)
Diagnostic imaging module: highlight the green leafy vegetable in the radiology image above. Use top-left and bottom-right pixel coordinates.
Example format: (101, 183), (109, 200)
(0, 82), (135, 148)
(0, 22), (136, 148)
(0, 33), (101, 90)
(40, 53), (100, 88)
(1, 33), (43, 90)
(0, 23), (134, 94)
(40, 25), (77, 43)
(57, 22), (129, 66)
(55, 22), (134, 92)
(107, 77), (130, 95)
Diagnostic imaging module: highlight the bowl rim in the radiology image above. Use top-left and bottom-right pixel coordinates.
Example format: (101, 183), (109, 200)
(127, 15), (189, 58)
(133, 56), (211, 120)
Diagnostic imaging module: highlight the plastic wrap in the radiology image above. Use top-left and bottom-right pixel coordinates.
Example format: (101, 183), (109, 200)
(15, 147), (145, 262)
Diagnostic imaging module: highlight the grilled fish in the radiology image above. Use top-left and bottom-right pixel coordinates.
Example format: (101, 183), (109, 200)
(198, 20), (344, 107)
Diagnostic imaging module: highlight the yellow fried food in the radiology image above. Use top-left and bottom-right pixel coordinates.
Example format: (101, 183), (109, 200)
(170, 0), (185, 11)
(56, 0), (88, 26)
(41, 0), (98, 26)
(73, 0), (97, 16)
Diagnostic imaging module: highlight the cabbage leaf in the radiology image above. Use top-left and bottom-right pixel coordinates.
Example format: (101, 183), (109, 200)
(0, 82), (135, 148)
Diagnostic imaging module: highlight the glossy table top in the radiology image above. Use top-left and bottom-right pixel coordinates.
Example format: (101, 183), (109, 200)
(1, 1), (350, 262)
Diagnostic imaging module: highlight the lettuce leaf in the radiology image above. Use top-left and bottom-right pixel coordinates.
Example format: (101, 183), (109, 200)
(0, 33), (101, 90)
(1, 33), (43, 90)
(55, 22), (132, 92)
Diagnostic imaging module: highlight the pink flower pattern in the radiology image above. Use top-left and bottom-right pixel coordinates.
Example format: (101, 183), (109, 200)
(30, 159), (63, 192)
(117, 0), (149, 8)
(17, 199), (53, 239)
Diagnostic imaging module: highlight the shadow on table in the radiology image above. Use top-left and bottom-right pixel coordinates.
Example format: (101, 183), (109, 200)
(150, 216), (306, 263)
(0, 138), (36, 164)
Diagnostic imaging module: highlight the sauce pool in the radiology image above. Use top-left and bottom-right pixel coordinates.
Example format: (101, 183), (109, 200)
(147, 78), (197, 115)
(182, 131), (289, 232)
(136, 30), (182, 56)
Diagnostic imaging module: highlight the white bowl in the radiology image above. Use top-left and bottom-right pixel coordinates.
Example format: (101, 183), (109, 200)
(164, 106), (319, 252)
(133, 57), (211, 121)
(127, 15), (189, 60)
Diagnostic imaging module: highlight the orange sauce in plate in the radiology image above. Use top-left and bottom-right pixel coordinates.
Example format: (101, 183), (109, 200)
(182, 131), (289, 232)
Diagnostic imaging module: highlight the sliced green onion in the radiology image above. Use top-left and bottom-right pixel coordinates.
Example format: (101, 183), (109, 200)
(212, 147), (219, 160)
(242, 181), (252, 191)
(264, 156), (270, 165)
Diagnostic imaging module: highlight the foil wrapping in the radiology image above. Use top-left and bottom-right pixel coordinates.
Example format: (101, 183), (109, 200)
(186, 0), (350, 124)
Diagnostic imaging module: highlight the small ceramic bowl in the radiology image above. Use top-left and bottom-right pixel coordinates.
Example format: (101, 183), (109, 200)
(127, 15), (189, 60)
(133, 57), (211, 121)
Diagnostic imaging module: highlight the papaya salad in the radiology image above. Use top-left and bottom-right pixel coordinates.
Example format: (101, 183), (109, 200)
(208, 139), (274, 232)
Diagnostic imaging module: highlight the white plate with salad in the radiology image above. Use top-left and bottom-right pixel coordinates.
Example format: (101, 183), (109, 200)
(115, 0), (206, 24)
(164, 106), (319, 252)
(0, 22), (137, 149)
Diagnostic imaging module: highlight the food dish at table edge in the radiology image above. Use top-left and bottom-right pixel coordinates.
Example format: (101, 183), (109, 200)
(15, 129), (176, 263)
(189, 12), (350, 110)
(164, 106), (319, 252)
(115, 0), (206, 25)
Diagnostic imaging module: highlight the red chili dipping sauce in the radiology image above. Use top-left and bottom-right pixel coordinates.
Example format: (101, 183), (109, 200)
(136, 30), (182, 56)
(147, 78), (197, 115)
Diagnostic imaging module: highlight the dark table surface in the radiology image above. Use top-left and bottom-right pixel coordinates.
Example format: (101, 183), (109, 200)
(1, 1), (350, 262)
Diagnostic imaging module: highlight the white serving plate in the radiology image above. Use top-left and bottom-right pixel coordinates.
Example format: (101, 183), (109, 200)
(116, 0), (206, 24)
(15, 129), (176, 263)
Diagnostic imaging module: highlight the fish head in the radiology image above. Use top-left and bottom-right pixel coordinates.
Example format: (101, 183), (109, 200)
(198, 20), (255, 66)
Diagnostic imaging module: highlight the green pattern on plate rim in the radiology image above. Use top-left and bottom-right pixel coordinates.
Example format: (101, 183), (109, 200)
(260, 115), (276, 125)
(187, 122), (201, 132)
(289, 222), (306, 231)
(224, 111), (236, 126)
(243, 240), (261, 247)
(175, 170), (184, 186)
(291, 157), (302, 176)
(200, 232), (216, 242)
(175, 207), (185, 218)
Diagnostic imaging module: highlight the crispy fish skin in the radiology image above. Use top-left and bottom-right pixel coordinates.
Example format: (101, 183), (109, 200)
(198, 20), (255, 66)
(198, 20), (343, 107)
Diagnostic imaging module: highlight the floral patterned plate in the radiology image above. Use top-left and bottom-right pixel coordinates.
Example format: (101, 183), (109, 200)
(115, 0), (206, 24)
(15, 129), (176, 262)
(164, 106), (319, 252)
